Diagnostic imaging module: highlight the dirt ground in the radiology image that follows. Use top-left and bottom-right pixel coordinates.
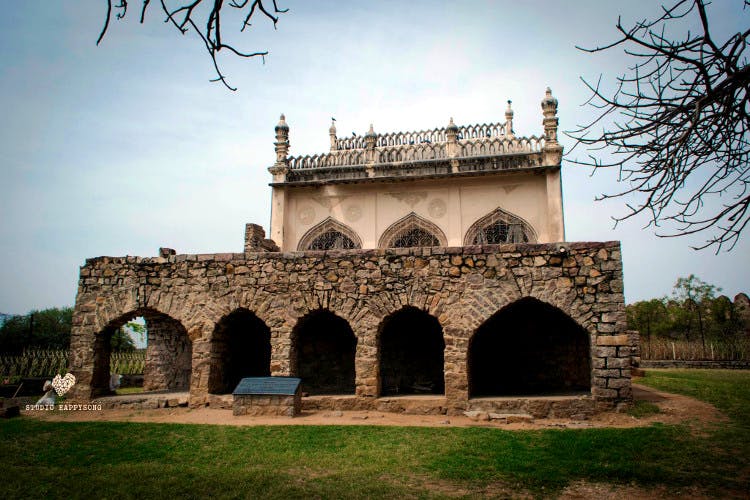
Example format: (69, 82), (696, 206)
(24, 382), (726, 431)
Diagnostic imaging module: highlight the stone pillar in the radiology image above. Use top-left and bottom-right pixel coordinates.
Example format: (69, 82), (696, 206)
(354, 324), (379, 398)
(67, 319), (98, 401)
(270, 324), (294, 377)
(143, 315), (192, 392)
(443, 326), (470, 408)
(190, 334), (212, 405)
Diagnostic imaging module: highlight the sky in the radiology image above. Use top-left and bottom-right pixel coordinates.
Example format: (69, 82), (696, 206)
(0, 0), (748, 314)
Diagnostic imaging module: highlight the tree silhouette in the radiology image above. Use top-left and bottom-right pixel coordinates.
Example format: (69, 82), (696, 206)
(568, 0), (749, 251)
(96, 0), (288, 90)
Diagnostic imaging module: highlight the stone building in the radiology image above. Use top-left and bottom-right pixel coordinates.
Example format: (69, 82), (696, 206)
(69, 89), (635, 417)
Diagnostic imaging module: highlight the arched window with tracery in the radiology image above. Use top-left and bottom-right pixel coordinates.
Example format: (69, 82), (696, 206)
(297, 217), (362, 251)
(378, 212), (447, 248)
(464, 208), (537, 245)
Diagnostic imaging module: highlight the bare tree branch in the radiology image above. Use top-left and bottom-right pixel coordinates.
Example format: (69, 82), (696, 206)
(567, 0), (750, 252)
(96, 0), (288, 90)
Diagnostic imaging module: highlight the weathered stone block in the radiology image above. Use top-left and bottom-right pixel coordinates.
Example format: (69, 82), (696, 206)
(596, 334), (630, 346)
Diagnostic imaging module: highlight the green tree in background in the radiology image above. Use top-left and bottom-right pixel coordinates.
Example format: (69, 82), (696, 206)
(0, 307), (72, 353)
(111, 323), (140, 352)
(672, 274), (720, 357)
(626, 299), (669, 358)
(0, 309), (143, 353)
(626, 275), (750, 360)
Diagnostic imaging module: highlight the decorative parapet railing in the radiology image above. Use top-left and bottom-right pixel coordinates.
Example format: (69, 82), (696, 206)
(287, 134), (545, 170)
(270, 89), (562, 180)
(335, 122), (511, 150)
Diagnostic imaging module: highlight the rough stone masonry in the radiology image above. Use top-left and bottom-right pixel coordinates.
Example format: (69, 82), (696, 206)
(68, 233), (635, 417)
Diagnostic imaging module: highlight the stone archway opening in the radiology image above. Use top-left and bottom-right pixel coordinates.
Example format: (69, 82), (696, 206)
(378, 307), (445, 396)
(468, 297), (591, 398)
(291, 309), (356, 395)
(209, 309), (271, 395)
(92, 309), (192, 397)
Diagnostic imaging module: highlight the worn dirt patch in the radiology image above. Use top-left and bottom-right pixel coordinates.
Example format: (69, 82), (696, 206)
(559, 480), (717, 500)
(24, 383), (725, 431)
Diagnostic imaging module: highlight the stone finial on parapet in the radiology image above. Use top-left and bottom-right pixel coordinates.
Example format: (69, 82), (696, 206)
(329, 118), (338, 151)
(541, 88), (563, 165)
(446, 117), (459, 165)
(270, 113), (290, 182)
(364, 123), (377, 167)
(274, 113), (290, 162)
(365, 123), (376, 149)
(505, 100), (514, 138)
(158, 247), (176, 258)
(446, 117), (458, 143)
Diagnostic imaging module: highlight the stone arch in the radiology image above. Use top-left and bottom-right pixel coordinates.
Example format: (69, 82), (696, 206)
(378, 212), (448, 248)
(464, 207), (537, 245)
(468, 297), (591, 398)
(91, 307), (192, 397)
(378, 306), (445, 396)
(291, 309), (357, 395)
(297, 217), (362, 251)
(208, 308), (271, 394)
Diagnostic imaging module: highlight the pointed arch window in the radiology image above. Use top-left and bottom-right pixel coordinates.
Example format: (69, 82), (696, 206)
(297, 218), (362, 251)
(464, 208), (537, 245)
(379, 212), (447, 248)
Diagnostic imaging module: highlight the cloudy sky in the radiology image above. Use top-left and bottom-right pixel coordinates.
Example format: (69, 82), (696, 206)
(1, 0), (748, 314)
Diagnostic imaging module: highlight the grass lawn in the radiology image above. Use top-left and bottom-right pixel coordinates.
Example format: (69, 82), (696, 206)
(1, 369), (748, 498)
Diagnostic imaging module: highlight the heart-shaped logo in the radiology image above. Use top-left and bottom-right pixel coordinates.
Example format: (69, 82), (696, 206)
(51, 373), (76, 396)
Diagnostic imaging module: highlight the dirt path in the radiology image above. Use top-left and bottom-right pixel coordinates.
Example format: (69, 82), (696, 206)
(25, 383), (725, 430)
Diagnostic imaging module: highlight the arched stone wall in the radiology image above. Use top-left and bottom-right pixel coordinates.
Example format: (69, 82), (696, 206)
(73, 306), (194, 398)
(70, 242), (632, 410)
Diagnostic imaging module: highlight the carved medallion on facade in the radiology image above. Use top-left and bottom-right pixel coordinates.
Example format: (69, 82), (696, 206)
(311, 195), (349, 210)
(387, 191), (428, 207)
(345, 205), (363, 222)
(428, 198), (447, 218)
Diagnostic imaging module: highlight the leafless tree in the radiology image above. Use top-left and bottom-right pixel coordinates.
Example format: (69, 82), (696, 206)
(567, 0), (749, 251)
(96, 0), (288, 91)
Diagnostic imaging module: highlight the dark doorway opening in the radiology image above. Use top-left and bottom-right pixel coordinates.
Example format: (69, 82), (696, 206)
(292, 309), (357, 395)
(209, 309), (271, 394)
(379, 307), (445, 396)
(469, 297), (591, 397)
